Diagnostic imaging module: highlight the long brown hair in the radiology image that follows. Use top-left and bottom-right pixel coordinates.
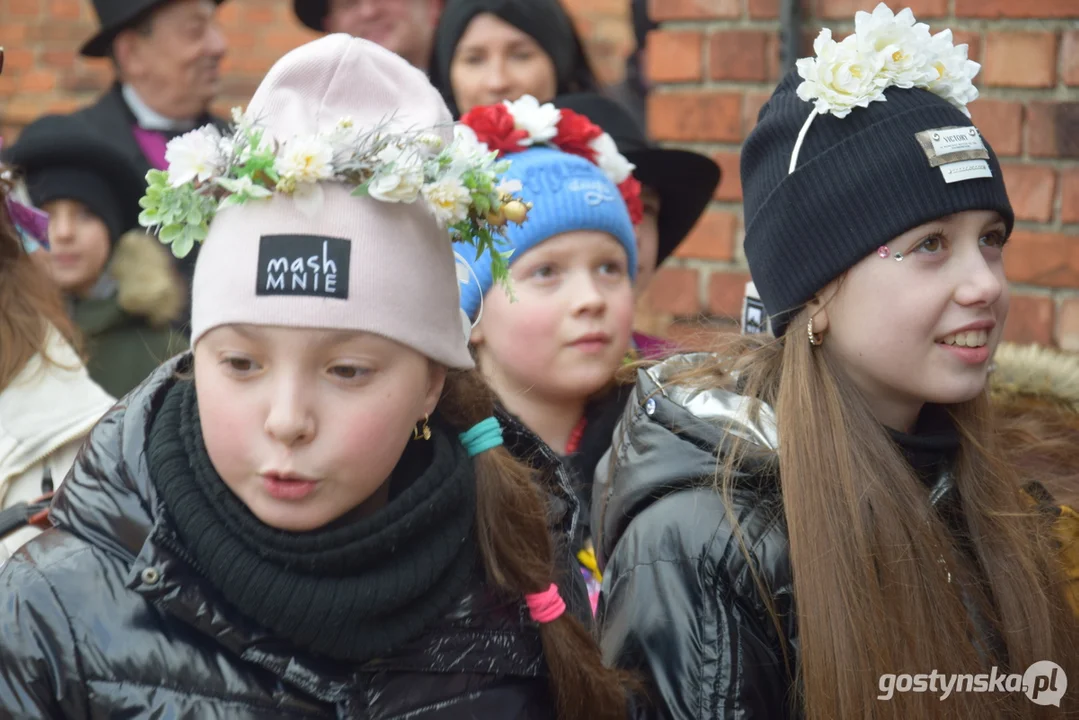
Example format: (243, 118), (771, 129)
(437, 368), (633, 720)
(675, 316), (1078, 719)
(0, 178), (81, 391)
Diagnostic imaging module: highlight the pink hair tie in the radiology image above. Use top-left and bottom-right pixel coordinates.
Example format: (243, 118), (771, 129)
(525, 583), (566, 624)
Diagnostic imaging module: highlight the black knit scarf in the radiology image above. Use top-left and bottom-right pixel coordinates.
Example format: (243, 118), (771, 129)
(146, 379), (478, 663)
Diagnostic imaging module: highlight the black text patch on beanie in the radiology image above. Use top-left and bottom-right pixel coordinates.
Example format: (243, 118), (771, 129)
(256, 234), (350, 299)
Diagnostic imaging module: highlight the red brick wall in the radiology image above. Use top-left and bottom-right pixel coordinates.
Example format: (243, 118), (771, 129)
(644, 0), (1079, 349)
(4, 0), (1077, 347)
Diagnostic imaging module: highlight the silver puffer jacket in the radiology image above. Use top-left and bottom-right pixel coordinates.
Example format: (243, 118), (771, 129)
(592, 354), (986, 720)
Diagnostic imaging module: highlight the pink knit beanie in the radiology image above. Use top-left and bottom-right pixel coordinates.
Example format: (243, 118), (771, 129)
(192, 34), (471, 367)
(140, 33), (533, 370)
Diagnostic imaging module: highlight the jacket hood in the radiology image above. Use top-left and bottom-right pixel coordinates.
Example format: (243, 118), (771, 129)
(592, 353), (778, 567)
(0, 330), (115, 495)
(111, 230), (186, 327)
(991, 342), (1079, 414)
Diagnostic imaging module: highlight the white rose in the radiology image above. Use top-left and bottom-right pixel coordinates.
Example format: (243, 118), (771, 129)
(504, 95), (560, 146)
(854, 3), (936, 89)
(924, 29), (980, 116)
(367, 144), (425, 203)
(422, 176), (473, 226)
(589, 133), (635, 184)
(274, 135), (335, 184)
(796, 30), (888, 118)
(165, 126), (226, 187)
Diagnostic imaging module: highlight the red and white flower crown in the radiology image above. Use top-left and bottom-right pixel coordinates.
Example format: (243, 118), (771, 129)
(459, 95), (643, 225)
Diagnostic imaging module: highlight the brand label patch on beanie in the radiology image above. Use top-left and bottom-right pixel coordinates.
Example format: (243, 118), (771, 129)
(256, 234), (350, 299)
(915, 126), (992, 184)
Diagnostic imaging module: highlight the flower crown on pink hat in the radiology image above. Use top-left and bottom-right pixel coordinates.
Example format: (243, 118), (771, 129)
(138, 34), (538, 369)
(139, 51), (530, 293)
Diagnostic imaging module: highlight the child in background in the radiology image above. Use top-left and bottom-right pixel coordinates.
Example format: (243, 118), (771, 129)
(457, 96), (640, 609)
(5, 115), (185, 397)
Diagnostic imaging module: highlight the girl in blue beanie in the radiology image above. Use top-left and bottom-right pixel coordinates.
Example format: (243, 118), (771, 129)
(458, 96), (641, 609)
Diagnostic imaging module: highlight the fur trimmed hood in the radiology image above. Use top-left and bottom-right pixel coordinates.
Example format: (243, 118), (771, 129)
(990, 342), (1079, 415)
(109, 230), (186, 327)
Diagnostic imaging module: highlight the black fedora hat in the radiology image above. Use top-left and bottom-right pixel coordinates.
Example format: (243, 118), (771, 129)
(554, 92), (720, 266)
(81, 0), (229, 58)
(293, 0), (327, 32)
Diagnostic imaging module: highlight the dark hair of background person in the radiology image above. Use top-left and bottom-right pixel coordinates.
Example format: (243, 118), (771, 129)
(429, 0), (600, 117)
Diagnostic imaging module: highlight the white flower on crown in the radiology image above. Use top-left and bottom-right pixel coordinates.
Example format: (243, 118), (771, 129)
(274, 135), (335, 184)
(925, 29), (980, 116)
(165, 126), (226, 187)
(589, 132), (636, 184)
(422, 176), (473, 226)
(854, 4), (936, 89)
(795, 3), (981, 119)
(796, 30), (889, 118)
(367, 144), (426, 203)
(504, 95), (561, 146)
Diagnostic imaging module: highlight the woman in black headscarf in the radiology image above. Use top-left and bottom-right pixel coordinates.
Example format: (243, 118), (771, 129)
(430, 0), (599, 116)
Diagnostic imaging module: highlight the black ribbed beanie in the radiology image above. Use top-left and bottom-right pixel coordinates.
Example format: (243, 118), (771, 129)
(741, 70), (1013, 337)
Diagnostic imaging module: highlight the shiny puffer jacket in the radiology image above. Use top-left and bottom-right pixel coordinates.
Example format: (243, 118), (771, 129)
(0, 357), (586, 719)
(591, 354), (996, 720)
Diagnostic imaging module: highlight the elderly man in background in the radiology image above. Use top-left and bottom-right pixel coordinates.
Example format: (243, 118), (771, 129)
(293, 0), (442, 72)
(70, 0), (229, 330)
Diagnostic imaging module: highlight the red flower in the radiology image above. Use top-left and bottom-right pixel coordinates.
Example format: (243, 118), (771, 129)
(619, 176), (644, 225)
(459, 104), (528, 156)
(554, 110), (603, 162)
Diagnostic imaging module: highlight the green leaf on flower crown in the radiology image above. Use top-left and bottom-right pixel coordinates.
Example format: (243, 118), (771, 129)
(159, 224), (182, 244)
(138, 208), (160, 228)
(351, 181), (371, 197)
(172, 232), (195, 259)
(472, 192), (491, 216)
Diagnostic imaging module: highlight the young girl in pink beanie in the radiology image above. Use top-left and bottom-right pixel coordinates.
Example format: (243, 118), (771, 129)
(0, 34), (633, 719)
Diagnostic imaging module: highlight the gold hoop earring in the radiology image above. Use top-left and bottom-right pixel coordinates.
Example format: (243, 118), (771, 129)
(808, 316), (824, 347)
(412, 414), (431, 441)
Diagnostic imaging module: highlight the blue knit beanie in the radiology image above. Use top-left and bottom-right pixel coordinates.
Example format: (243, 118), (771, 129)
(459, 146), (637, 321)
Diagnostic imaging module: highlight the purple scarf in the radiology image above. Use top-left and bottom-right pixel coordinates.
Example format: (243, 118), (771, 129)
(131, 125), (170, 170)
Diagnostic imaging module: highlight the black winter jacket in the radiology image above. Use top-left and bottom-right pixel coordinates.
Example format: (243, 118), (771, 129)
(591, 354), (990, 720)
(0, 357), (584, 719)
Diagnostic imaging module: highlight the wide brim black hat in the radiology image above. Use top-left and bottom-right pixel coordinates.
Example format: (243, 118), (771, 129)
(3, 114), (147, 238)
(81, 0), (229, 58)
(293, 0), (326, 32)
(554, 92), (720, 265)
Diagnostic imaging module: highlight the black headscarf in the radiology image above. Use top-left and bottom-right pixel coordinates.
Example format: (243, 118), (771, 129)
(430, 0), (599, 117)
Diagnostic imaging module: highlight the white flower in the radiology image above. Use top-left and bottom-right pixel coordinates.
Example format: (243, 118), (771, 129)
(796, 30), (889, 118)
(497, 178), (523, 195)
(504, 95), (560, 146)
(422, 176), (473, 226)
(274, 135), (335, 184)
(854, 3), (936, 89)
(924, 29), (980, 116)
(451, 123), (491, 159)
(165, 126), (226, 187)
(367, 144), (425, 203)
(589, 133), (635, 184)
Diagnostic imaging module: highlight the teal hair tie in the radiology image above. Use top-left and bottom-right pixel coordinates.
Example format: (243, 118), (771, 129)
(459, 417), (504, 457)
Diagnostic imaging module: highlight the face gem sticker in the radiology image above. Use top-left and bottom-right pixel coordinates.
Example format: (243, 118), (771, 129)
(256, 234), (351, 299)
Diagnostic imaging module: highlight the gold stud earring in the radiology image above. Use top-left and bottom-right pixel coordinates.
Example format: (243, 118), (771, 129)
(412, 414), (431, 441)
(808, 316), (824, 347)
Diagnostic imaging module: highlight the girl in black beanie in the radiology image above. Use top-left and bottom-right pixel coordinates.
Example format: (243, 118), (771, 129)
(592, 5), (1079, 719)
